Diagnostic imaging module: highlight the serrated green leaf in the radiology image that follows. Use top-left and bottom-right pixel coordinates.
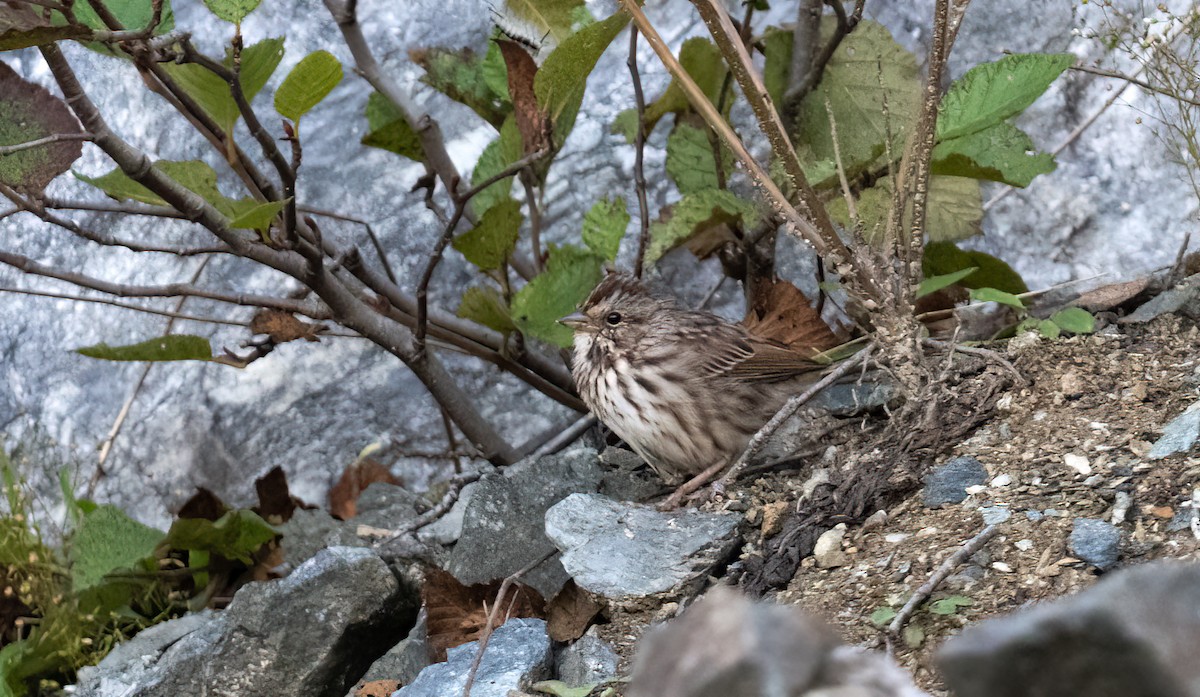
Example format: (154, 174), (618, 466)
(512, 245), (602, 347)
(938, 53), (1074, 140)
(453, 199), (523, 270)
(471, 116), (523, 214)
(666, 123), (730, 195)
(76, 335), (213, 362)
(417, 46), (509, 127)
(69, 0), (175, 37)
(457, 286), (518, 333)
(274, 50), (342, 123)
(613, 37), (725, 142)
(648, 189), (759, 263)
(228, 198), (287, 230)
(933, 121), (1056, 187)
(361, 92), (425, 162)
(161, 37), (284, 131)
(166, 509), (276, 564)
(761, 26), (792, 109)
(504, 0), (585, 43)
(970, 287), (1025, 309)
(794, 19), (921, 177)
(923, 242), (1028, 295)
(68, 504), (163, 591)
(535, 10), (629, 142)
(929, 595), (974, 615)
(203, 0), (260, 23)
(917, 267), (977, 298)
(869, 607), (897, 626)
(0, 62), (85, 193)
(827, 175), (981, 243)
(1038, 319), (1061, 338)
(903, 623), (925, 648)
(581, 196), (628, 261)
(1050, 307), (1095, 334)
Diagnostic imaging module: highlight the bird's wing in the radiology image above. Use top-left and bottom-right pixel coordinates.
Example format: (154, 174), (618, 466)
(690, 320), (823, 383)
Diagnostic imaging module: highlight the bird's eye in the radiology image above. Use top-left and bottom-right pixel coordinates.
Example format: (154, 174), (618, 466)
(605, 312), (622, 326)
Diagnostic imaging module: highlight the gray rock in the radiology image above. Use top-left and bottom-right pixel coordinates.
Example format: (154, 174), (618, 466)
(556, 630), (620, 687)
(628, 586), (838, 697)
(276, 508), (364, 568)
(1167, 508), (1196, 533)
(939, 561), (1200, 697)
(598, 446), (666, 502)
(1069, 518), (1122, 570)
(811, 377), (897, 415)
(1149, 401), (1200, 460)
(980, 506), (1012, 526)
(544, 493), (740, 599)
(446, 448), (604, 598)
(924, 457), (989, 507)
(354, 482), (425, 529)
(393, 618), (552, 697)
(416, 480), (479, 546)
(1122, 274), (1200, 323)
(76, 547), (418, 697)
(348, 610), (429, 694)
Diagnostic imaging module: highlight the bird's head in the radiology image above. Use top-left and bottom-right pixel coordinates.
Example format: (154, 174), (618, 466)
(559, 273), (675, 351)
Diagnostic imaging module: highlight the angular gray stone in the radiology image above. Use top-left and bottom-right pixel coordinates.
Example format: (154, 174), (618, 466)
(1123, 273), (1200, 324)
(556, 630), (619, 687)
(1149, 401), (1200, 460)
(544, 494), (740, 599)
(394, 618), (552, 697)
(446, 448), (603, 598)
(924, 457), (989, 508)
(76, 547), (417, 697)
(1070, 518), (1122, 570)
(598, 446), (666, 502)
(939, 562), (1200, 697)
(354, 482), (425, 529)
(980, 506), (1012, 526)
(416, 480), (479, 546)
(276, 508), (364, 568)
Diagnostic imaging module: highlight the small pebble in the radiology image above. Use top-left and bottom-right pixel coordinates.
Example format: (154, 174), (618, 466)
(1015, 539), (1034, 551)
(1064, 453), (1092, 476)
(1025, 511), (1044, 522)
(1082, 474), (1105, 487)
(813, 524), (849, 569)
(981, 507), (1012, 525)
(990, 473), (1013, 487)
(1069, 518), (1122, 570)
(992, 562), (1013, 573)
(884, 533), (910, 544)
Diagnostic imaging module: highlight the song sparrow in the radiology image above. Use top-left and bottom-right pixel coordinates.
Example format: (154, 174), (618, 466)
(561, 273), (825, 484)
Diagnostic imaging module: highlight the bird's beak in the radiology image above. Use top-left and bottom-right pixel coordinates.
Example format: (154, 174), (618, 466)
(558, 312), (588, 330)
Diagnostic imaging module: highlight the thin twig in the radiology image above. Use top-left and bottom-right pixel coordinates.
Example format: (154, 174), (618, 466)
(1071, 63), (1200, 109)
(0, 285), (254, 328)
(299, 205), (397, 283)
(922, 338), (1027, 387)
(521, 414), (598, 460)
(414, 148), (548, 356)
(519, 171), (544, 272)
(887, 524), (999, 637)
(825, 97), (859, 226)
(461, 550), (557, 697)
(0, 132), (92, 156)
(628, 26), (651, 278)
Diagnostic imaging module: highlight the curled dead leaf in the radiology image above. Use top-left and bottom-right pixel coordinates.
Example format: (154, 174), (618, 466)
(742, 277), (840, 354)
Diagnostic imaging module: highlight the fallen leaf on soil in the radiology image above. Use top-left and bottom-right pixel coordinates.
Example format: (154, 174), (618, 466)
(423, 566), (546, 662)
(1074, 277), (1150, 313)
(354, 680), (400, 697)
(546, 580), (603, 642)
(329, 458), (400, 520)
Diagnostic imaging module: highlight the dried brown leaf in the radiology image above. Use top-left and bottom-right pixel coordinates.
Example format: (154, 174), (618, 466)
(353, 680), (401, 697)
(1075, 277), (1151, 313)
(328, 458), (400, 520)
(0, 60), (84, 192)
(249, 309), (326, 343)
(497, 40), (551, 154)
(253, 466), (309, 524)
(546, 580), (602, 642)
(176, 488), (227, 521)
(742, 278), (839, 354)
(423, 566), (546, 662)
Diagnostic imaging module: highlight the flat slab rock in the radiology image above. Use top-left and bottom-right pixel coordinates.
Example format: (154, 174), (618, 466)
(544, 493), (740, 600)
(393, 618), (552, 697)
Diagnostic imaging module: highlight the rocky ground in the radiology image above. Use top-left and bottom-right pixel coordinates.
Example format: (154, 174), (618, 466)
(70, 280), (1200, 697)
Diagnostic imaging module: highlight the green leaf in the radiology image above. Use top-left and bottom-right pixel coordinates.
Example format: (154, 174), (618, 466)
(161, 37), (284, 132)
(471, 116), (523, 214)
(648, 189), (759, 263)
(361, 92), (425, 162)
(938, 53), (1074, 140)
(76, 159), (248, 219)
(903, 623), (925, 648)
(417, 46), (509, 127)
(457, 286), (518, 333)
(613, 38), (725, 142)
(76, 335), (213, 362)
(274, 50), (342, 123)
(452, 198), (523, 270)
(917, 267), (977, 298)
(761, 26), (792, 109)
(666, 123), (729, 195)
(794, 19), (921, 177)
(69, 0), (175, 36)
(827, 175), (981, 243)
(933, 121), (1056, 188)
(512, 245), (603, 347)
(0, 62), (85, 193)
(481, 40), (512, 104)
(923, 242), (1028, 295)
(869, 607), (897, 626)
(68, 504), (163, 592)
(535, 10), (629, 141)
(203, 0), (260, 23)
(228, 198), (287, 230)
(929, 595), (974, 615)
(504, 0), (586, 44)
(166, 509), (276, 564)
(1050, 307), (1095, 334)
(581, 196), (628, 261)
(1037, 319), (1061, 338)
(531, 680), (599, 697)
(970, 287), (1025, 309)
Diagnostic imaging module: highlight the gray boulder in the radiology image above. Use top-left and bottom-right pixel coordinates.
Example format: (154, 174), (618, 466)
(393, 617), (552, 697)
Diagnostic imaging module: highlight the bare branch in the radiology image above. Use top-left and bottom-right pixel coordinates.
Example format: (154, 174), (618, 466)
(1070, 63), (1200, 109)
(628, 26), (652, 278)
(41, 197), (186, 219)
(300, 205), (398, 283)
(887, 524), (999, 638)
(0, 285), (258, 328)
(0, 132), (92, 156)
(785, 0), (824, 121)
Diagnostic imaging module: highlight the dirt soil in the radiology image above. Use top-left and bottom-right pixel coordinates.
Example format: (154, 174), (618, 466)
(597, 313), (1200, 693)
